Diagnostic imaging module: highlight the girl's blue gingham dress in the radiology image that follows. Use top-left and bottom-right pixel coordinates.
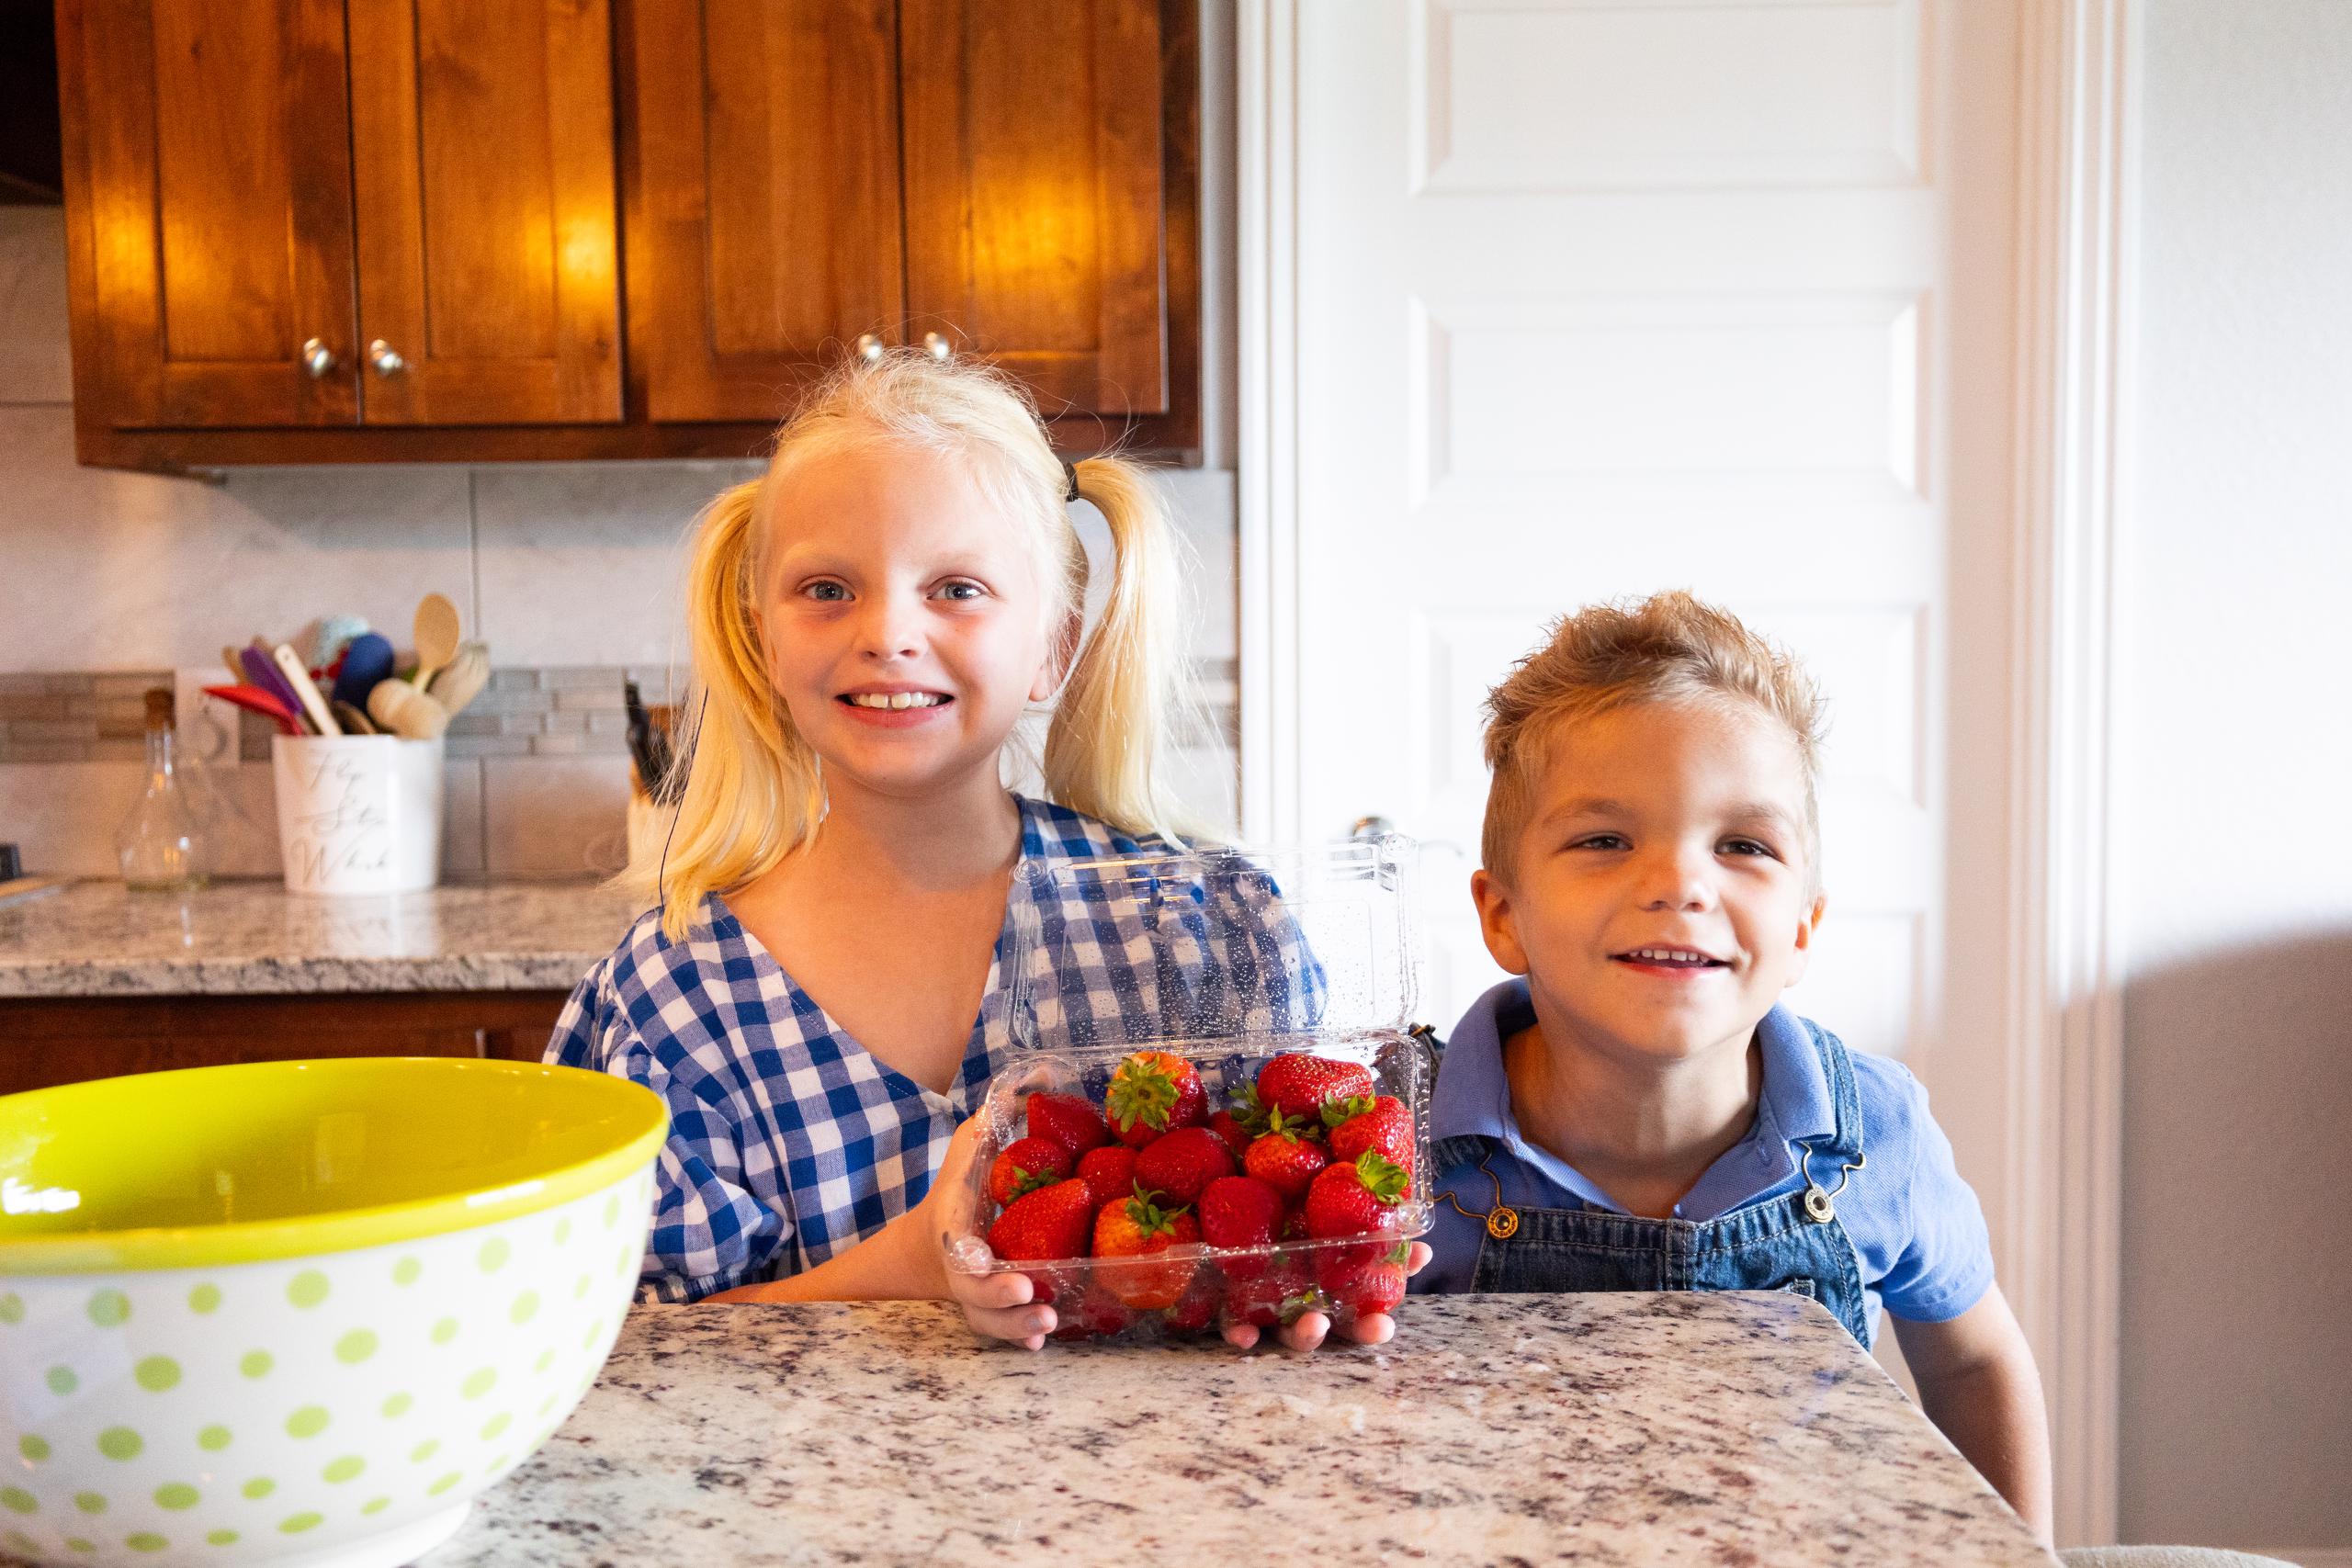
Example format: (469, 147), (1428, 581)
(548, 795), (1317, 1303)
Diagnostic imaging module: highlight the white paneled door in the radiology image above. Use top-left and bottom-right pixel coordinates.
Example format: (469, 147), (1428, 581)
(1245, 0), (2023, 1210)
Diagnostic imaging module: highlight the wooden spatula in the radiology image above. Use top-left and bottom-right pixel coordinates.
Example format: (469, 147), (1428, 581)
(412, 592), (462, 689)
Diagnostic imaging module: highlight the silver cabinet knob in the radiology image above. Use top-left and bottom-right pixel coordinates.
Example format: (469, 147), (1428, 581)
(922, 332), (953, 362)
(854, 333), (885, 364)
(1349, 815), (1398, 841)
(368, 339), (408, 376)
(300, 337), (337, 378)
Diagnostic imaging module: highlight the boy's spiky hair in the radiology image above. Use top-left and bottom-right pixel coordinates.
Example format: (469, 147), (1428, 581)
(1480, 591), (1826, 891)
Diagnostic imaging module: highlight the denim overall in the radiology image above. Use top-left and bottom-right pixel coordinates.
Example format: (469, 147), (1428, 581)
(1427, 1017), (1875, 1345)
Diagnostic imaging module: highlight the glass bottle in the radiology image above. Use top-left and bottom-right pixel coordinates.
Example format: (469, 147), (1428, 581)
(116, 688), (209, 891)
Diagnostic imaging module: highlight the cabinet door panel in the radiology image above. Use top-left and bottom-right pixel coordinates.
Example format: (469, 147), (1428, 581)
(346, 0), (622, 424)
(900, 0), (1167, 416)
(59, 0), (360, 427)
(630, 0), (905, 423)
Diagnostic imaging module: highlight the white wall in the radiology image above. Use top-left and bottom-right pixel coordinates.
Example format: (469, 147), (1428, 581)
(2118, 0), (2352, 1551)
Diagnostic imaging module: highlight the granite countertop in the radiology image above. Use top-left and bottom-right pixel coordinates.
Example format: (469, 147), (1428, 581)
(424, 1294), (2055, 1568)
(0, 880), (645, 998)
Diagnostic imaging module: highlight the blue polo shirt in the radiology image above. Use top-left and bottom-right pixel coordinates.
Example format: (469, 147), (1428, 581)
(1410, 979), (1995, 1328)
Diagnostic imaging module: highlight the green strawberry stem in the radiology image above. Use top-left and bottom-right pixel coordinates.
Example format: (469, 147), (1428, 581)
(1107, 1065), (1178, 1130)
(1354, 1150), (1409, 1203)
(1261, 1105), (1323, 1143)
(1322, 1094), (1377, 1128)
(1124, 1182), (1191, 1238)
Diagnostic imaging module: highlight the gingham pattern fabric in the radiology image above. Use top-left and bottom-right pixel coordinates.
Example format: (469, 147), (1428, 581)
(548, 795), (1320, 1303)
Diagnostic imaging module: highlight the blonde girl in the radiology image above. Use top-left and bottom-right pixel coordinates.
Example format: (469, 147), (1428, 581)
(550, 352), (1406, 1350)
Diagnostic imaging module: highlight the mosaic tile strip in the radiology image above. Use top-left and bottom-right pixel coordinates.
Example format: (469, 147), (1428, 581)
(4, 662), (1241, 765)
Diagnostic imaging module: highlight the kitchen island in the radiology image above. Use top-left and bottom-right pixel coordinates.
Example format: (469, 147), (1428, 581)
(423, 1293), (2055, 1568)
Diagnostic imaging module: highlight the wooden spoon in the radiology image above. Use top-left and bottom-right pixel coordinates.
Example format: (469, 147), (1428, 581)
(411, 592), (462, 689)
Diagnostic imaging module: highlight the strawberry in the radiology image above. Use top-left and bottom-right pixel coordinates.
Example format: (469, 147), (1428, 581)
(985, 1180), (1094, 1265)
(1324, 1094), (1415, 1172)
(1050, 1285), (1134, 1341)
(1304, 1150), (1411, 1240)
(1026, 1091), (1110, 1158)
(1133, 1125), (1235, 1205)
(1091, 1188), (1201, 1309)
(1103, 1050), (1207, 1146)
(987, 1135), (1073, 1207)
(1305, 1150), (1411, 1277)
(1074, 1144), (1139, 1213)
(1319, 1240), (1411, 1317)
(1240, 1107), (1329, 1202)
(1254, 1053), (1375, 1120)
(1164, 1272), (1221, 1334)
(1208, 1109), (1256, 1159)
(1197, 1174), (1285, 1280)
(1225, 1253), (1318, 1329)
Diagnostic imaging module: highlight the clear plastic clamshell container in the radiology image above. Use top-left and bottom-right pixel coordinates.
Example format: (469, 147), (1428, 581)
(940, 835), (1435, 1339)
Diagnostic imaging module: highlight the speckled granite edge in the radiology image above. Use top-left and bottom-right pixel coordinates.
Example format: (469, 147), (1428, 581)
(0, 882), (641, 999)
(0, 953), (607, 998)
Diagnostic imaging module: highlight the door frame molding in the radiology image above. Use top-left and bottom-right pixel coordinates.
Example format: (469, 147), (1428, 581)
(1236, 0), (1304, 846)
(2004, 0), (2138, 1546)
(1236, 0), (2138, 1541)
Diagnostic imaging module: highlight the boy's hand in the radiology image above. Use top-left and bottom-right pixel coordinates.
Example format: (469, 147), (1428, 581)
(1217, 1241), (1434, 1354)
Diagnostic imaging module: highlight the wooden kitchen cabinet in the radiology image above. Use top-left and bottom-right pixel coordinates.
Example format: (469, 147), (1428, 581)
(58, 0), (362, 429)
(628, 0), (909, 423)
(56, 0), (621, 434)
(900, 0), (1174, 419)
(54, 0), (1199, 468)
(0, 991), (571, 1099)
(343, 0), (623, 424)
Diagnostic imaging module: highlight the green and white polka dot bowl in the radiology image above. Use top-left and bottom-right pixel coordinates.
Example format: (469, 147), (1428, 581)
(0, 1057), (665, 1568)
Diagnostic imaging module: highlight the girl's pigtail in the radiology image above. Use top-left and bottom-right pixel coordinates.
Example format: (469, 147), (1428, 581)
(639, 475), (825, 942)
(1042, 457), (1196, 846)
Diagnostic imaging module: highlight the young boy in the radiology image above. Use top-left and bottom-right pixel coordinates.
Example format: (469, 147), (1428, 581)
(1412, 591), (2052, 1541)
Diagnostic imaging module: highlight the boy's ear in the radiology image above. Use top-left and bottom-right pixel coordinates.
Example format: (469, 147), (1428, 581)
(1781, 892), (1828, 988)
(1030, 606), (1084, 704)
(1470, 867), (1532, 977)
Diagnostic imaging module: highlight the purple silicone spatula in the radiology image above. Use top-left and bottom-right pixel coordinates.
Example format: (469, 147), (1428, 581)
(241, 643), (314, 732)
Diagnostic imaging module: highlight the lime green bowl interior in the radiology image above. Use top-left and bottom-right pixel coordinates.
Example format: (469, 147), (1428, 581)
(0, 1058), (666, 1274)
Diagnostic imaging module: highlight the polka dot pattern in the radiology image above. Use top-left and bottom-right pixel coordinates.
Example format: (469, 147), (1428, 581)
(0, 1168), (651, 1562)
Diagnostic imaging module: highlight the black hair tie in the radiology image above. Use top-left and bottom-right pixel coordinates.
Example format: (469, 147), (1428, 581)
(1063, 462), (1081, 503)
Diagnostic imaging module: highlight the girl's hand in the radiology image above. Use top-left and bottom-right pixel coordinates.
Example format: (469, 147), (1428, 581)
(1217, 1241), (1435, 1354)
(927, 1114), (1060, 1349)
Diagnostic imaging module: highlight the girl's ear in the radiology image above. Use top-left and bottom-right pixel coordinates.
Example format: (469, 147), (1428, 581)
(1030, 605), (1084, 704)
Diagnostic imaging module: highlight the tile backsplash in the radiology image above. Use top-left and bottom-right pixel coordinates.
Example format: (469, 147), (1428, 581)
(0, 660), (1238, 883)
(0, 207), (1242, 883)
